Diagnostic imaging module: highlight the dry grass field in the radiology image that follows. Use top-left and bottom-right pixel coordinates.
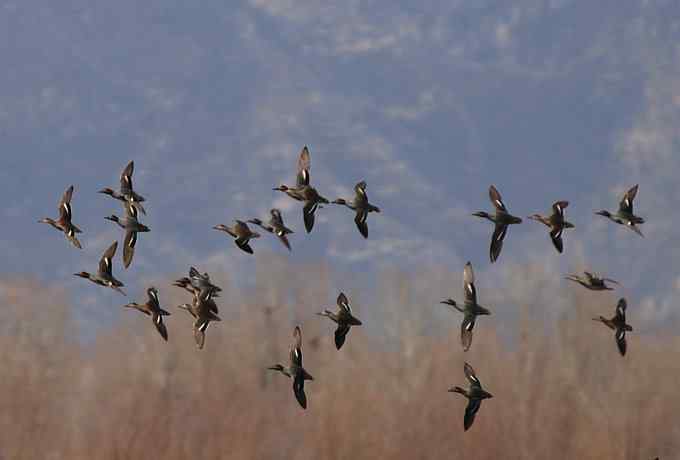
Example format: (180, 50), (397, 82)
(1, 258), (677, 459)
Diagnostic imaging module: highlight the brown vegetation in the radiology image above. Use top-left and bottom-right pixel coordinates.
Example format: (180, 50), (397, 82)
(0, 259), (677, 459)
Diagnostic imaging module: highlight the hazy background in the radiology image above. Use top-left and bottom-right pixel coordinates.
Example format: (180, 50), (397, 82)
(1, 1), (679, 458)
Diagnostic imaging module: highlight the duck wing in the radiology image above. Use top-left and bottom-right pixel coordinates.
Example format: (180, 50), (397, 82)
(490, 223), (507, 263)
(464, 362), (482, 387)
(98, 241), (118, 277)
(120, 161), (135, 195)
(66, 227), (82, 249)
(290, 326), (303, 367)
(461, 313), (475, 352)
(463, 262), (477, 305)
(354, 208), (369, 238)
(334, 324), (350, 350)
(615, 298), (627, 323)
(303, 201), (318, 233)
(296, 146), (311, 187)
(337, 292), (352, 314)
(146, 287), (160, 309)
(152, 312), (168, 341)
(235, 237), (254, 254)
(463, 399), (482, 431)
(293, 374), (308, 409)
(615, 328), (627, 356)
(549, 227), (564, 253)
(123, 230), (137, 268)
(193, 319), (209, 350)
(552, 201), (568, 218)
(488, 185), (507, 212)
(619, 184), (638, 214)
(58, 185), (74, 222)
(270, 209), (285, 226)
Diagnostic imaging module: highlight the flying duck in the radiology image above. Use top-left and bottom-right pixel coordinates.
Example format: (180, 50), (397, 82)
(74, 241), (126, 295)
(332, 181), (381, 238)
(528, 200), (575, 253)
(565, 271), (619, 291)
(273, 146), (329, 233)
(123, 287), (171, 341)
(596, 184), (645, 237)
(593, 298), (633, 356)
(441, 262), (491, 352)
(268, 325), (314, 409)
(213, 220), (260, 254)
(177, 286), (221, 349)
(317, 292), (363, 349)
(473, 185), (523, 263)
(104, 202), (150, 268)
(39, 185), (83, 249)
(248, 209), (294, 251)
(98, 160), (147, 215)
(173, 267), (222, 299)
(448, 362), (493, 431)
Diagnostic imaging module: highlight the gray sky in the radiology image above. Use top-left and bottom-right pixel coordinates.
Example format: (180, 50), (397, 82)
(2, 1), (680, 330)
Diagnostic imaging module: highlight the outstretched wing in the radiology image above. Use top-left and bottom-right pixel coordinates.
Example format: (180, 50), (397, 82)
(58, 185), (74, 222)
(550, 227), (564, 254)
(461, 314), (476, 352)
(303, 201), (318, 233)
(235, 237), (254, 254)
(334, 324), (350, 350)
(488, 185), (507, 212)
(98, 241), (118, 276)
(337, 292), (352, 314)
(123, 230), (138, 268)
(464, 362), (481, 387)
(152, 312), (168, 341)
(619, 184), (638, 214)
(270, 209), (284, 226)
(463, 262), (477, 305)
(616, 328), (627, 356)
(296, 146), (311, 187)
(615, 298), (627, 322)
(290, 326), (303, 366)
(354, 209), (369, 238)
(120, 161), (135, 195)
(147, 287), (160, 309)
(193, 319), (209, 350)
(293, 374), (308, 409)
(464, 399), (482, 431)
(552, 201), (568, 218)
(490, 224), (507, 263)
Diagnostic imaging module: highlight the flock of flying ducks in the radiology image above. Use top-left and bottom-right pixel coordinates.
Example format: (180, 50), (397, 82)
(39, 148), (645, 432)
